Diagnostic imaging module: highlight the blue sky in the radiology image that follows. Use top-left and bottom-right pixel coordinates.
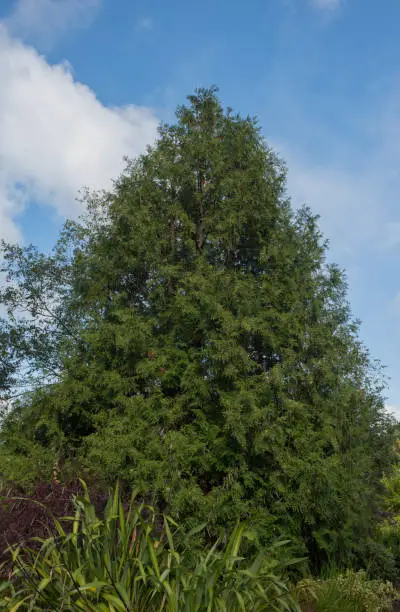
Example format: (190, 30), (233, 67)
(0, 0), (400, 414)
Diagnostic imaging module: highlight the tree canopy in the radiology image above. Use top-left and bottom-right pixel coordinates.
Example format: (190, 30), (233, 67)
(0, 87), (394, 568)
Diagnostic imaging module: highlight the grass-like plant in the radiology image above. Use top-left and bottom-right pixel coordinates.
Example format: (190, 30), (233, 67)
(0, 481), (301, 611)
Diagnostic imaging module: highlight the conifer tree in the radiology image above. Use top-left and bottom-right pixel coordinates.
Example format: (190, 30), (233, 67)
(0, 88), (394, 566)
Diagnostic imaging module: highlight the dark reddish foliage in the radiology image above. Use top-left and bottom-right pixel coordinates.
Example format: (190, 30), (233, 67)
(0, 480), (108, 575)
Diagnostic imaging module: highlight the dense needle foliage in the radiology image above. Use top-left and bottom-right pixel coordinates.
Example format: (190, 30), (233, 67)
(0, 88), (395, 571)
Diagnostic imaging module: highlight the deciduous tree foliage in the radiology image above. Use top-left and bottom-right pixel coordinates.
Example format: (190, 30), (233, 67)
(0, 88), (394, 567)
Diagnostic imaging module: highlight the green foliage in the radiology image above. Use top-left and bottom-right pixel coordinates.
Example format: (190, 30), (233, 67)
(0, 325), (18, 393)
(296, 570), (398, 612)
(0, 241), (81, 394)
(359, 537), (397, 582)
(375, 521), (400, 576)
(382, 468), (400, 515)
(0, 87), (395, 568)
(374, 454), (400, 578)
(1, 482), (300, 611)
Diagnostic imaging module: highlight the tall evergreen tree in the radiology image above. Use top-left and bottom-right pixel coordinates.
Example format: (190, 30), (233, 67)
(0, 88), (394, 566)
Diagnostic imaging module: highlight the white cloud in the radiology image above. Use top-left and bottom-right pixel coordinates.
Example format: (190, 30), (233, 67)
(5, 0), (100, 49)
(0, 25), (159, 242)
(386, 404), (400, 420)
(310, 0), (342, 10)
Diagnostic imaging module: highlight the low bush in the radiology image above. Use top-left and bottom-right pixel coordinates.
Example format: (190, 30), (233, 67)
(370, 462), (400, 580)
(296, 569), (398, 612)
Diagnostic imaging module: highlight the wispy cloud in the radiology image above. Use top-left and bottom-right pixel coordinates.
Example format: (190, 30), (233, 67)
(273, 84), (400, 258)
(271, 83), (400, 408)
(5, 0), (101, 49)
(137, 17), (153, 32)
(277, 143), (384, 256)
(0, 25), (159, 242)
(390, 292), (400, 314)
(310, 0), (342, 11)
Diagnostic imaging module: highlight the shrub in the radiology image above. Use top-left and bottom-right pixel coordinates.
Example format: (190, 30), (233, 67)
(376, 518), (400, 578)
(382, 467), (400, 515)
(373, 462), (400, 579)
(296, 569), (398, 612)
(361, 535), (397, 581)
